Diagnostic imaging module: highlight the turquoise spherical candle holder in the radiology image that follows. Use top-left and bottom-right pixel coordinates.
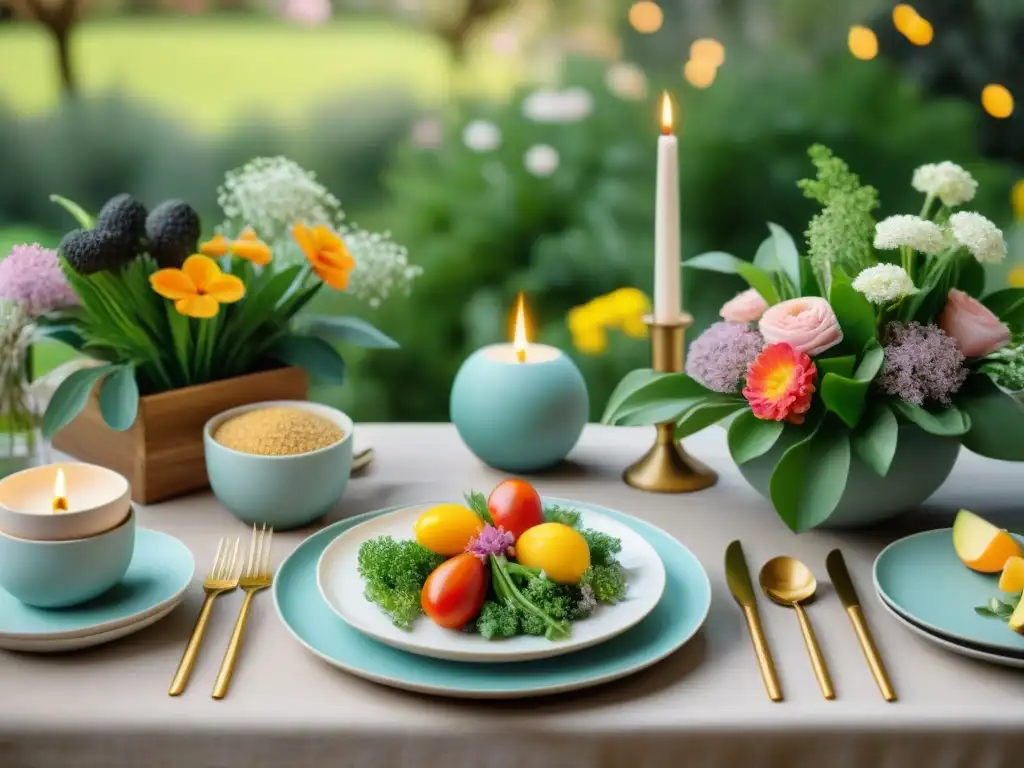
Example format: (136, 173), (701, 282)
(451, 343), (589, 473)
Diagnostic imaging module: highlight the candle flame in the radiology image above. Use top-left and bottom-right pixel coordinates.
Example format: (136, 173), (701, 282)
(513, 292), (528, 363)
(660, 92), (673, 134)
(52, 468), (68, 514)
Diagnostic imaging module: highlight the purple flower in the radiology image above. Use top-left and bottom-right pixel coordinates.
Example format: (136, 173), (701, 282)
(466, 525), (514, 560)
(686, 321), (764, 393)
(878, 322), (968, 406)
(0, 243), (77, 316)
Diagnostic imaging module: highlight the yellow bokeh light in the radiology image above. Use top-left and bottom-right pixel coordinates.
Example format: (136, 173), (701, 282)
(684, 59), (716, 90)
(848, 26), (878, 60)
(1009, 267), (1024, 289)
(982, 84), (1015, 118)
(690, 38), (725, 67)
(905, 17), (933, 45)
(892, 4), (920, 32)
(628, 1), (663, 35)
(1012, 179), (1024, 221)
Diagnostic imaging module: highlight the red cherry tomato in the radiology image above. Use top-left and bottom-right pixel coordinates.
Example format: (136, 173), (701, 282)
(487, 479), (544, 541)
(421, 553), (488, 629)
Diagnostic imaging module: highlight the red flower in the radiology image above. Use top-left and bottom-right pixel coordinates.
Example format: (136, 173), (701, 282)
(742, 342), (817, 424)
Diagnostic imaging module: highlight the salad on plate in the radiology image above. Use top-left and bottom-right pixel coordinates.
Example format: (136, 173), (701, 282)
(356, 479), (629, 641)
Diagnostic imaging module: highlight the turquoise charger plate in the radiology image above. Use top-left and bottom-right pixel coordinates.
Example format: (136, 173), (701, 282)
(274, 498), (711, 699)
(874, 529), (1024, 654)
(0, 528), (194, 639)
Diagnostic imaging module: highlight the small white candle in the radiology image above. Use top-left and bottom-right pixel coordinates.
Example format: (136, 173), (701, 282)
(654, 92), (681, 322)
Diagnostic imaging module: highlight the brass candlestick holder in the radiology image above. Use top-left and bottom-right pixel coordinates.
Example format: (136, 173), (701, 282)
(623, 313), (717, 493)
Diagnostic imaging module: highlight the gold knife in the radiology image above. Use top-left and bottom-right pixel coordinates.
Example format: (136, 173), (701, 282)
(826, 549), (896, 702)
(725, 540), (783, 702)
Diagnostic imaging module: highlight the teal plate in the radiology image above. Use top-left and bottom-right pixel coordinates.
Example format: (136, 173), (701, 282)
(274, 498), (711, 699)
(0, 528), (195, 639)
(874, 529), (1024, 655)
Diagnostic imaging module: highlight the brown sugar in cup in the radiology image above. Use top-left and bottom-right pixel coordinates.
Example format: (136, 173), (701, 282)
(213, 406), (344, 456)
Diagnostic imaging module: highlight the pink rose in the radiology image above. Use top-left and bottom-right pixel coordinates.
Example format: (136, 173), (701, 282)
(720, 288), (768, 323)
(758, 297), (843, 357)
(938, 289), (1010, 358)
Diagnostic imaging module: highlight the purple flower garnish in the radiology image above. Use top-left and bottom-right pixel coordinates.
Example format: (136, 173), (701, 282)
(878, 321), (968, 406)
(685, 321), (764, 393)
(466, 525), (514, 560)
(0, 243), (77, 316)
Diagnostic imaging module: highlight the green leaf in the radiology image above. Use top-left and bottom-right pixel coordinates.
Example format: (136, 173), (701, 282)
(602, 369), (661, 423)
(50, 194), (95, 229)
(98, 365), (140, 431)
(42, 364), (119, 438)
(851, 402), (898, 476)
(615, 400), (698, 427)
(982, 288), (1024, 331)
(766, 222), (802, 297)
(266, 333), (347, 384)
(302, 316), (399, 349)
(854, 343), (885, 381)
(769, 417), (851, 532)
(165, 304), (192, 386)
(683, 251), (780, 305)
(974, 606), (999, 618)
(601, 372), (713, 425)
(37, 324), (86, 350)
(674, 400), (746, 439)
(816, 355), (856, 378)
(958, 373), (1024, 460)
(829, 271), (876, 353)
(820, 373), (869, 428)
(727, 410), (784, 465)
(891, 400), (971, 436)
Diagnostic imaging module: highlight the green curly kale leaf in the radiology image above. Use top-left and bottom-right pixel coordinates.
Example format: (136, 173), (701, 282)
(582, 528), (623, 567)
(797, 144), (879, 290)
(543, 504), (582, 528)
(357, 536), (445, 629)
(477, 600), (521, 639)
(582, 564), (628, 604)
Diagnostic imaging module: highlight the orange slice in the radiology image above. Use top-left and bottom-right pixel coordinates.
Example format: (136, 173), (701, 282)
(998, 556), (1024, 594)
(952, 509), (1022, 573)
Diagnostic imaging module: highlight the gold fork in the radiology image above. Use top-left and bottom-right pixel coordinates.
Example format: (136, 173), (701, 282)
(212, 524), (274, 700)
(169, 537), (241, 696)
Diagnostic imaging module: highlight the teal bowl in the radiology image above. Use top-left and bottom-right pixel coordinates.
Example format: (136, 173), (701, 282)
(450, 344), (589, 473)
(204, 401), (354, 531)
(0, 507), (135, 608)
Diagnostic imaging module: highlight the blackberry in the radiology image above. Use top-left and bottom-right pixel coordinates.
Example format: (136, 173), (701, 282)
(59, 228), (126, 275)
(96, 194), (148, 248)
(145, 200), (200, 269)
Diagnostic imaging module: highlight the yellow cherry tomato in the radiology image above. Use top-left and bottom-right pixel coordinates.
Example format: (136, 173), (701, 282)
(515, 522), (591, 585)
(414, 504), (485, 556)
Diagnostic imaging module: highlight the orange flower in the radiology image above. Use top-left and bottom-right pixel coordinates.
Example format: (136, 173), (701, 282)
(742, 342), (817, 425)
(292, 223), (355, 291)
(150, 254), (245, 319)
(199, 229), (272, 267)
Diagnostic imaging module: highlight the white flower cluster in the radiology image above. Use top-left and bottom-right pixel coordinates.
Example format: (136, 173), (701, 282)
(216, 156), (421, 305)
(524, 144), (559, 177)
(873, 215), (946, 255)
(852, 264), (916, 304)
(949, 211), (1006, 264)
(521, 88), (593, 123)
(462, 120), (501, 152)
(912, 161), (977, 207)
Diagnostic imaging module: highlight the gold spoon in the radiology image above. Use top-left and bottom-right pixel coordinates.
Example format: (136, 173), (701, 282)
(351, 447), (374, 474)
(759, 556), (835, 700)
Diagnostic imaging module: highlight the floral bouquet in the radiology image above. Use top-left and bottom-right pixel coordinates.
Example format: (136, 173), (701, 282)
(31, 156), (417, 439)
(603, 145), (1024, 532)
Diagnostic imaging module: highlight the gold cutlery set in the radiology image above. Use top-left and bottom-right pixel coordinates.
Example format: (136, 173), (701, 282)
(726, 540), (895, 703)
(169, 524), (274, 699)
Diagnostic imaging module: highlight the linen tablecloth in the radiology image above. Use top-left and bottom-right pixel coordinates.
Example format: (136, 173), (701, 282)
(2, 424), (1023, 768)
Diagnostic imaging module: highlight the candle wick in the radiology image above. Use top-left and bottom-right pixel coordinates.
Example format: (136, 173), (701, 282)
(516, 348), (526, 363)
(52, 497), (68, 514)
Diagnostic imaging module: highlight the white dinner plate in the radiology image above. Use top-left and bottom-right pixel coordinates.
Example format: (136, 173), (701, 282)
(0, 599), (182, 653)
(317, 499), (667, 663)
(877, 590), (1024, 669)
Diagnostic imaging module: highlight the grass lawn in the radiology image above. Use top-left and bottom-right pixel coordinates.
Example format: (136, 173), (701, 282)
(0, 17), (520, 131)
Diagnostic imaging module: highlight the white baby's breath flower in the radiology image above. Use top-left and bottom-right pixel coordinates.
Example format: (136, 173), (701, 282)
(605, 62), (647, 100)
(523, 144), (559, 177)
(852, 264), (916, 304)
(873, 215), (946, 255)
(522, 88), (593, 123)
(342, 228), (422, 308)
(462, 120), (501, 152)
(949, 211), (1006, 264)
(912, 162), (978, 207)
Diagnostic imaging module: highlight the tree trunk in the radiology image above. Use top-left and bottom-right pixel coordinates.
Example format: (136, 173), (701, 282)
(53, 24), (76, 95)
(10, 0), (78, 97)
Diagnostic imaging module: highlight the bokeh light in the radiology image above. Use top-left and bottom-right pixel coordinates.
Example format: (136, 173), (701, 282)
(683, 59), (716, 90)
(848, 26), (878, 60)
(690, 38), (725, 68)
(1012, 179), (1024, 220)
(1009, 268), (1024, 289)
(982, 84), (1015, 118)
(892, 4), (919, 31)
(628, 2), (663, 35)
(893, 4), (933, 46)
(905, 18), (933, 45)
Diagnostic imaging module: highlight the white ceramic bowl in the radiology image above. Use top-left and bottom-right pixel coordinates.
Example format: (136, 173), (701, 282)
(0, 463), (131, 542)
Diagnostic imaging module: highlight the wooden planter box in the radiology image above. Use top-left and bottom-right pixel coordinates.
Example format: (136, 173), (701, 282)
(52, 366), (309, 504)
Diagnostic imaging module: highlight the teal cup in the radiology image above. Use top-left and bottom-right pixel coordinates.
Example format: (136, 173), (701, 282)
(0, 507), (135, 608)
(450, 343), (589, 473)
(204, 401), (354, 531)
